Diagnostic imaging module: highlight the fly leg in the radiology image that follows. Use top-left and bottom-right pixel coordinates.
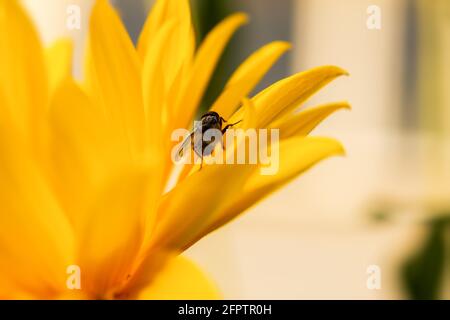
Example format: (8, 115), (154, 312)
(221, 120), (243, 153)
(221, 120), (243, 134)
(200, 152), (203, 170)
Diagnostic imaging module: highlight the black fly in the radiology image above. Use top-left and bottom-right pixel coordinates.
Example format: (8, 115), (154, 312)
(176, 111), (241, 168)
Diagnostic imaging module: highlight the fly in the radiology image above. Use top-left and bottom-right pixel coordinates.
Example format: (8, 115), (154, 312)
(176, 111), (242, 168)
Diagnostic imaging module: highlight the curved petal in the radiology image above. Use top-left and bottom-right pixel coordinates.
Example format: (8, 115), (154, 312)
(138, 0), (194, 96)
(141, 21), (178, 243)
(136, 254), (220, 300)
(142, 21), (173, 153)
(137, 0), (169, 59)
(76, 169), (149, 298)
(211, 41), (291, 119)
(174, 13), (248, 131)
(149, 163), (255, 251)
(227, 42), (290, 88)
(182, 137), (345, 249)
(271, 101), (351, 139)
(46, 39), (73, 95)
(161, 0), (194, 89)
(241, 97), (257, 129)
(229, 66), (349, 128)
(87, 0), (145, 158)
(0, 0), (48, 137)
(49, 79), (130, 219)
(0, 93), (74, 298)
(138, 0), (193, 59)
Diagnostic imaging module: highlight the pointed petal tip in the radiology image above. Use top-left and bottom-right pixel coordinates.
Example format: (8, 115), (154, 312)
(286, 65), (349, 85)
(300, 65), (349, 77)
(271, 41), (292, 51)
(228, 12), (249, 26)
(328, 138), (346, 157)
(310, 137), (346, 157)
(321, 65), (350, 76)
(317, 100), (352, 111)
(337, 66), (350, 76)
(338, 101), (352, 110)
(336, 144), (346, 157)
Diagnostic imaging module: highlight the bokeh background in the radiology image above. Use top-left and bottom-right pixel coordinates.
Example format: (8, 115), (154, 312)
(24, 0), (450, 299)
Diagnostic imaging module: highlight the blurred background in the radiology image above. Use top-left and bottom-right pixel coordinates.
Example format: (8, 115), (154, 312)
(24, 0), (450, 299)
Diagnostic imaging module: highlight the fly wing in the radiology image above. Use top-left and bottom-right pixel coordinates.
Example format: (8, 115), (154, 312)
(175, 125), (201, 161)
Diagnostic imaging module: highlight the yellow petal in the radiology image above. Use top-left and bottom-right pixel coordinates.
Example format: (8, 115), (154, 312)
(46, 39), (73, 95)
(49, 80), (130, 219)
(138, 0), (194, 91)
(160, 0), (195, 89)
(149, 163), (254, 250)
(0, 0), (48, 137)
(142, 21), (174, 152)
(76, 169), (149, 298)
(241, 97), (257, 129)
(211, 41), (291, 119)
(186, 137), (345, 248)
(137, 0), (170, 59)
(229, 66), (349, 128)
(174, 13), (248, 130)
(250, 136), (344, 189)
(271, 101), (351, 139)
(0, 96), (74, 298)
(88, 0), (145, 158)
(227, 42), (291, 87)
(141, 21), (178, 245)
(136, 254), (220, 300)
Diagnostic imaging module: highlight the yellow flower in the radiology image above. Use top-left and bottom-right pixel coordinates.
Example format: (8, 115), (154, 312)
(0, 0), (349, 299)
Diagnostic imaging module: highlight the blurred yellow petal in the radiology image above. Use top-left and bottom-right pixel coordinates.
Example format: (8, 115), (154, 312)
(77, 170), (149, 298)
(272, 101), (351, 139)
(137, 0), (169, 59)
(160, 0), (195, 88)
(137, 254), (220, 300)
(175, 13), (248, 130)
(46, 39), (73, 95)
(49, 80), (130, 219)
(138, 0), (194, 89)
(150, 164), (254, 250)
(0, 98), (74, 298)
(88, 0), (145, 158)
(229, 66), (348, 128)
(141, 21), (177, 243)
(227, 42), (291, 88)
(143, 21), (173, 151)
(241, 97), (257, 129)
(137, 0), (171, 60)
(248, 137), (344, 190)
(0, 0), (47, 137)
(185, 137), (345, 248)
(211, 41), (291, 119)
